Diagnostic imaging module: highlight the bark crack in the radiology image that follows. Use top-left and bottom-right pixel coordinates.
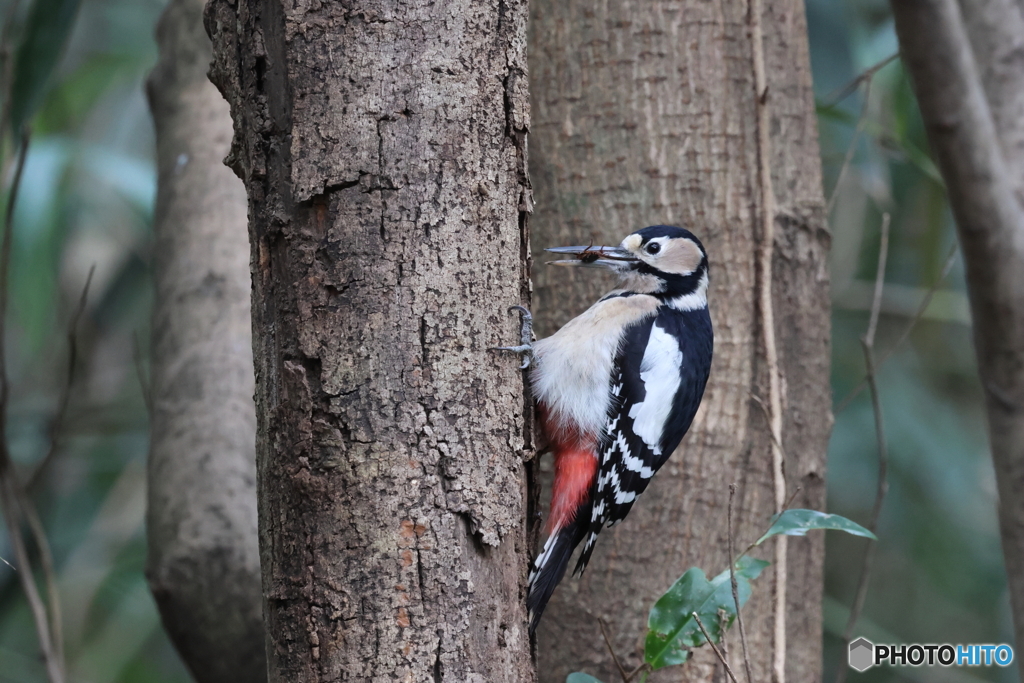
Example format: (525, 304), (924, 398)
(420, 316), (429, 367)
(432, 635), (443, 683)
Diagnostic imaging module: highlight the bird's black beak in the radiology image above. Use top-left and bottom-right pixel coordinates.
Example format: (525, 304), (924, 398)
(545, 245), (637, 269)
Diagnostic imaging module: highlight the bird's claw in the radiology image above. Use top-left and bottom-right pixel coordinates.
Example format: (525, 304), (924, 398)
(492, 343), (534, 369)
(491, 305), (535, 369)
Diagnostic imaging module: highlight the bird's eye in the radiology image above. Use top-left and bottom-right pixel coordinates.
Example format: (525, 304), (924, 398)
(645, 242), (661, 255)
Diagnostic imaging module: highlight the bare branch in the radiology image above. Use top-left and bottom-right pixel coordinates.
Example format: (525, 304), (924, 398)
(739, 486), (803, 559)
(891, 0), (1024, 660)
(26, 265), (94, 492)
(17, 491), (64, 666)
(826, 81), (875, 216)
(728, 484), (754, 683)
(0, 0), (25, 153)
(0, 474), (64, 683)
(958, 0), (1024, 191)
(865, 214), (891, 344)
(834, 243), (958, 414)
(16, 266), (95, 667)
(750, 394), (790, 462)
(717, 608), (729, 661)
(821, 52), (899, 109)
(691, 611), (738, 683)
(598, 617), (631, 683)
(0, 132), (65, 683)
(834, 215), (891, 683)
(131, 330), (152, 415)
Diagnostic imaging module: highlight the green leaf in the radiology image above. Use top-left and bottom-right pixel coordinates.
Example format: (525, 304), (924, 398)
(10, 0), (84, 132)
(755, 509), (876, 546)
(644, 557), (770, 670)
(566, 674), (605, 683)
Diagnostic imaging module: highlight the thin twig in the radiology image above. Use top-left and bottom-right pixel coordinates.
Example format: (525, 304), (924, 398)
(15, 264), (92, 668)
(132, 329), (152, 415)
(834, 243), (959, 414)
(622, 660), (650, 682)
(826, 78), (875, 216)
(627, 664), (651, 683)
(864, 214), (891, 344)
(728, 484), (753, 683)
(824, 55), (901, 219)
(0, 474), (62, 683)
(0, 0), (24, 154)
(18, 491), (64, 666)
(821, 52), (900, 109)
(835, 218), (891, 683)
(750, 394), (789, 461)
(0, 131), (26, 358)
(26, 265), (94, 492)
(740, 487), (803, 559)
(692, 612), (738, 683)
(717, 608), (729, 661)
(598, 617), (630, 683)
(0, 131), (64, 683)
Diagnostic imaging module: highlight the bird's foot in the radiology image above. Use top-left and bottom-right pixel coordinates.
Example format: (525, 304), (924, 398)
(491, 305), (535, 369)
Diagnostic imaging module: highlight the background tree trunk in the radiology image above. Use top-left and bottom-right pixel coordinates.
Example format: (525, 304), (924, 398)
(205, 1), (535, 681)
(145, 0), (266, 680)
(528, 1), (831, 681)
(890, 0), (1024, 671)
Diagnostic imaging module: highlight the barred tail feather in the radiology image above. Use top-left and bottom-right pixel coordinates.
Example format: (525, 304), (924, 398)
(572, 529), (600, 578)
(526, 515), (587, 633)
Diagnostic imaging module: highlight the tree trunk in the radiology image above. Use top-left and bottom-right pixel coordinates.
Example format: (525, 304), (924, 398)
(204, 1), (536, 681)
(528, 1), (830, 681)
(890, 0), (1024, 671)
(145, 0), (266, 681)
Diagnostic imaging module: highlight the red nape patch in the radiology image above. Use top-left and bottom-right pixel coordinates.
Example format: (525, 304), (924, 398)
(547, 446), (599, 534)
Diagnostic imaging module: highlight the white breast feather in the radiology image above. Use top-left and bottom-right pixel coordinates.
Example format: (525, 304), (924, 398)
(627, 323), (683, 454)
(530, 296), (658, 438)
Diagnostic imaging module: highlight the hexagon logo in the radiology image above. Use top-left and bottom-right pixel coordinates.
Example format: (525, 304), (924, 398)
(849, 637), (874, 672)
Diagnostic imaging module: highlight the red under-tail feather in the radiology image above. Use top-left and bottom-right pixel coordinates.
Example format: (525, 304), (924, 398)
(527, 404), (599, 631)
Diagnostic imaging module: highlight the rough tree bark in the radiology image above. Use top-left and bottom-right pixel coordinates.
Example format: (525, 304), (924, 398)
(205, 1), (535, 681)
(890, 0), (1024, 671)
(145, 0), (266, 681)
(528, 1), (831, 681)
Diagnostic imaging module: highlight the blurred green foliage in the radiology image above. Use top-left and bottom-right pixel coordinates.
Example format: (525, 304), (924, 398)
(0, 0), (1015, 682)
(809, 1), (1015, 681)
(0, 0), (189, 680)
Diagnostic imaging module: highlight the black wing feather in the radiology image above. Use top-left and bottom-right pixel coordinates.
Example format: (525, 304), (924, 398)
(573, 306), (712, 577)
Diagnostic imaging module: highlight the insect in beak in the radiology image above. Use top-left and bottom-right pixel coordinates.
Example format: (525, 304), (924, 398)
(545, 244), (637, 269)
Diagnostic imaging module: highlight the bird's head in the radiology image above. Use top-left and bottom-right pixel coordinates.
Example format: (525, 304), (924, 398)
(547, 225), (709, 306)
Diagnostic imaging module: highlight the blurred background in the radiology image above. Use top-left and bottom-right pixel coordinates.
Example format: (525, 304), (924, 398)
(0, 0), (1012, 681)
(810, 0), (1014, 681)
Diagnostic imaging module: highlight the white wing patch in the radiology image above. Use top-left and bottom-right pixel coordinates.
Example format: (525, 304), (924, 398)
(627, 323), (683, 457)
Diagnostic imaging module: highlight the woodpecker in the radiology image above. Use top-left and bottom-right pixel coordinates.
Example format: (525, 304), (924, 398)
(496, 225), (713, 632)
